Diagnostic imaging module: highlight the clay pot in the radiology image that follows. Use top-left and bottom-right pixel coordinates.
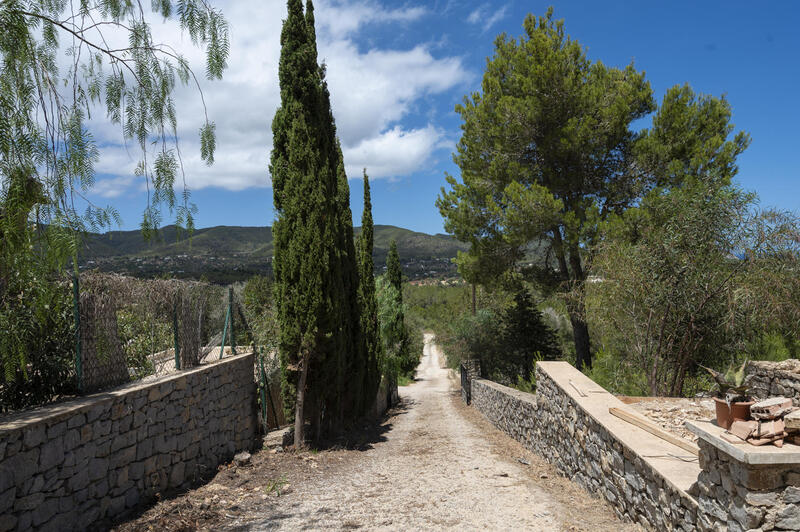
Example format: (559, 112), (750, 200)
(713, 397), (754, 430)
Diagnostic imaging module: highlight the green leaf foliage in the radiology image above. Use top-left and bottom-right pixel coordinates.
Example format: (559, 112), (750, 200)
(386, 239), (402, 304)
(0, 0), (229, 375)
(437, 8), (655, 370)
(357, 171), (382, 407)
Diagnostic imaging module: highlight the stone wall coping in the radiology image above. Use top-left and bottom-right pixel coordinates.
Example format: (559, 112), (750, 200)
(0, 351), (254, 433)
(535, 361), (701, 495)
(687, 419), (800, 465)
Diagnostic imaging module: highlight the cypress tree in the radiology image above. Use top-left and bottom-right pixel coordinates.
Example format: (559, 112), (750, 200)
(386, 239), (403, 304)
(271, 0), (370, 443)
(271, 0), (341, 446)
(357, 170), (382, 407)
(385, 238), (409, 377)
(333, 142), (364, 421)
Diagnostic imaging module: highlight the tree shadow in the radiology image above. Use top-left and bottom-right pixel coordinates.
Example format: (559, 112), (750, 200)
(312, 397), (415, 452)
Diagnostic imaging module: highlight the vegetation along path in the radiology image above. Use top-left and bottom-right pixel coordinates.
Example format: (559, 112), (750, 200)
(115, 335), (638, 531)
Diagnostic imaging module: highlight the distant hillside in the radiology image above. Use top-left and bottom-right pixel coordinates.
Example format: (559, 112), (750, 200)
(81, 225), (274, 259)
(79, 224), (467, 283)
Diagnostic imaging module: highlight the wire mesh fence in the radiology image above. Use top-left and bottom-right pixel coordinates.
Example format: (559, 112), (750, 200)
(2, 272), (285, 433)
(76, 273), (228, 386)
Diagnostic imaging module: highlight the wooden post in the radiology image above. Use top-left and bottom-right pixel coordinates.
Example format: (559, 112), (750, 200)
(228, 286), (237, 355)
(173, 299), (181, 370)
(471, 283), (476, 316)
(72, 271), (82, 392)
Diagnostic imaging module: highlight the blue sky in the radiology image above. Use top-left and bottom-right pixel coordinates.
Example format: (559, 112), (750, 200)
(86, 0), (800, 235)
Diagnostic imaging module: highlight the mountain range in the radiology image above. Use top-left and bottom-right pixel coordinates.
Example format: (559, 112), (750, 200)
(79, 225), (468, 283)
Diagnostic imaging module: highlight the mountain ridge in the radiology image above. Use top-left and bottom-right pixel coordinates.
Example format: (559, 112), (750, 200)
(78, 224), (467, 282)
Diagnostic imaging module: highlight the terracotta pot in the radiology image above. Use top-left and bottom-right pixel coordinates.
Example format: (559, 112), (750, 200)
(713, 397), (754, 430)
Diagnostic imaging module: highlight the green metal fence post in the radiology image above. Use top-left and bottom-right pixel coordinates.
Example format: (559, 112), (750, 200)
(173, 299), (181, 370)
(258, 351), (268, 429)
(72, 271), (82, 392)
(219, 305), (230, 360)
(229, 286), (237, 355)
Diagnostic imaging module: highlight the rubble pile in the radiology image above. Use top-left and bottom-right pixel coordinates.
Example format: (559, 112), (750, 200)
(722, 396), (800, 447)
(628, 398), (714, 442)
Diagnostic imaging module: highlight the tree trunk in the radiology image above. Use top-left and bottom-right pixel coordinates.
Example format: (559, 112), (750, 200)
(565, 239), (592, 371)
(293, 350), (310, 449)
(571, 314), (592, 370)
(471, 284), (476, 316)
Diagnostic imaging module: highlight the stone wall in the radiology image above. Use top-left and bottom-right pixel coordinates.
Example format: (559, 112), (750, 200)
(694, 438), (800, 531)
(470, 365), (700, 530)
(746, 360), (800, 405)
(0, 352), (258, 532)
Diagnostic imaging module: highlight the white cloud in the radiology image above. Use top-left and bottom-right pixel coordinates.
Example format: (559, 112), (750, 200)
(315, 2), (427, 39)
(323, 41), (470, 147)
(90, 175), (137, 198)
(467, 3), (507, 33)
(345, 125), (450, 179)
(82, 0), (470, 198)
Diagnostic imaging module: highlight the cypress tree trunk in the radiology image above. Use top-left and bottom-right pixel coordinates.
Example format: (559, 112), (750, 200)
(294, 350), (310, 448)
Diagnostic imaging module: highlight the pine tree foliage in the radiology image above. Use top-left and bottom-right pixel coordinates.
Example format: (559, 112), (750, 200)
(271, 0), (373, 443)
(437, 8), (654, 370)
(357, 170), (381, 406)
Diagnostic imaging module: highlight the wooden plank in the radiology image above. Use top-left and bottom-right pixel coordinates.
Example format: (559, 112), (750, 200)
(609, 407), (700, 457)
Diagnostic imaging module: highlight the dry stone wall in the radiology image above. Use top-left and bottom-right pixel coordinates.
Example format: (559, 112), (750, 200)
(695, 440), (800, 531)
(470, 362), (800, 531)
(0, 352), (257, 532)
(746, 360), (800, 405)
(470, 370), (699, 530)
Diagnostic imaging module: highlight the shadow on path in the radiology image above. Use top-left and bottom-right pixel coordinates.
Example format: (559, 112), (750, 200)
(310, 397), (416, 452)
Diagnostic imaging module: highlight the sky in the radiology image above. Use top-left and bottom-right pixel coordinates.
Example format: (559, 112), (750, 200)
(84, 0), (800, 235)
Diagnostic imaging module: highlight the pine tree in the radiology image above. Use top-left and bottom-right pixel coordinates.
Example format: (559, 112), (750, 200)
(500, 288), (561, 380)
(386, 239), (403, 305)
(357, 170), (382, 407)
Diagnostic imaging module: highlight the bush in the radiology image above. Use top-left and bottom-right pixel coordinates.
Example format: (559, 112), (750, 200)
(437, 286), (561, 387)
(0, 275), (75, 412)
(117, 308), (169, 379)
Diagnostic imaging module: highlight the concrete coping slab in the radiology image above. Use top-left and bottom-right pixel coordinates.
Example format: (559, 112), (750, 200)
(535, 361), (702, 497)
(0, 351), (254, 433)
(686, 420), (800, 466)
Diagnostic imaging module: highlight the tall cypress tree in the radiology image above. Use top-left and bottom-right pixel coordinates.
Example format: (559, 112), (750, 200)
(385, 238), (409, 376)
(271, 0), (370, 444)
(271, 0), (340, 446)
(357, 170), (381, 407)
(386, 239), (403, 304)
(333, 142), (364, 420)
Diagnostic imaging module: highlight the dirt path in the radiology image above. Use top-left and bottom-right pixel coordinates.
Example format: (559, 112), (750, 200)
(240, 334), (636, 531)
(114, 335), (638, 531)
